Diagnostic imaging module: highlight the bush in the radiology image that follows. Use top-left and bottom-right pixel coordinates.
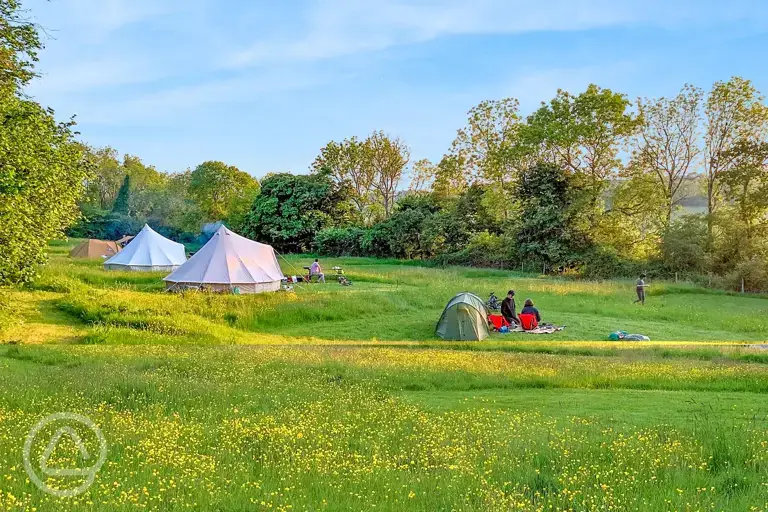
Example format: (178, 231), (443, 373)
(314, 228), (366, 256)
(438, 232), (517, 269)
(581, 246), (664, 279)
(663, 215), (709, 274)
(360, 224), (394, 258)
(721, 258), (768, 293)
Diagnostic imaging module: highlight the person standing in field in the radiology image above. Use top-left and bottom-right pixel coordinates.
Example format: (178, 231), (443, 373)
(633, 273), (648, 305)
(310, 258), (326, 283)
(501, 290), (519, 326)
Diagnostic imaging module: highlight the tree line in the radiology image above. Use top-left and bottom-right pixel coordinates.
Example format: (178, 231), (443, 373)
(2, 0), (768, 292)
(252, 80), (768, 292)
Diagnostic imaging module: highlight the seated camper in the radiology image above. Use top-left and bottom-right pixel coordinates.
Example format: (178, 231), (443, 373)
(307, 259), (326, 283)
(518, 298), (541, 330)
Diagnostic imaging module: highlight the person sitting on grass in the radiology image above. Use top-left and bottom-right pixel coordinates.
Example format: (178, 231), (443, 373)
(310, 258), (326, 283)
(518, 298), (541, 330)
(501, 290), (519, 327)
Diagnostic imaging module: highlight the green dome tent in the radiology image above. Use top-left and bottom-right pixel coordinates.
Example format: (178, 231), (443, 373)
(435, 292), (490, 341)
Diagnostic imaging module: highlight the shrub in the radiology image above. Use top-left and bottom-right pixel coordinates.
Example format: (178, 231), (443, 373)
(439, 232), (517, 269)
(314, 228), (366, 256)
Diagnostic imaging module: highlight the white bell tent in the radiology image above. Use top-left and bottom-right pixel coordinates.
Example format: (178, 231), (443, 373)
(163, 226), (284, 294)
(104, 224), (187, 272)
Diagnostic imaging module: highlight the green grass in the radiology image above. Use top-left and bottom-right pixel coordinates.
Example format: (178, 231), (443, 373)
(0, 241), (767, 510)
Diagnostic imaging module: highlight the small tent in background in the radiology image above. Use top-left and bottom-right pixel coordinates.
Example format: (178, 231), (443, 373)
(70, 240), (121, 259)
(164, 226), (284, 294)
(104, 224), (187, 272)
(115, 235), (135, 247)
(436, 292), (490, 341)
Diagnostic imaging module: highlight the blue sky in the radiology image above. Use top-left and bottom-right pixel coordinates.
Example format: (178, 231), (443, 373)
(24, 0), (768, 179)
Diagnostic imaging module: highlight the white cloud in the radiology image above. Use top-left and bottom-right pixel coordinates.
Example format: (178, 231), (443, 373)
(225, 0), (763, 68)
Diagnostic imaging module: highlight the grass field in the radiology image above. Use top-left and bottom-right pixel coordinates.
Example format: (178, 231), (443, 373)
(0, 241), (767, 510)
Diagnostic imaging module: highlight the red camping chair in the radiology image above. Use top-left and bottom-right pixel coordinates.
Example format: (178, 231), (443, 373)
(518, 313), (539, 331)
(488, 314), (510, 331)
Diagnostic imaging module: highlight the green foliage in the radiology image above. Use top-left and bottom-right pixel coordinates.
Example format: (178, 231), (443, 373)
(516, 163), (590, 269)
(112, 174), (131, 214)
(0, 95), (90, 284)
(526, 85), (641, 222)
(243, 170), (349, 253)
(189, 160), (259, 228)
(68, 207), (142, 240)
(0, 0), (42, 90)
(437, 231), (517, 269)
(312, 132), (410, 223)
(662, 215), (709, 274)
(314, 227), (366, 256)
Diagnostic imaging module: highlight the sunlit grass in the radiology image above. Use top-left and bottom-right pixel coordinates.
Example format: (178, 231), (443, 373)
(1, 241), (768, 510)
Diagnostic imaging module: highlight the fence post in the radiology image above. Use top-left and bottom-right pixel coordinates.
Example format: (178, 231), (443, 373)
(741, 278), (745, 294)
(675, 272), (678, 283)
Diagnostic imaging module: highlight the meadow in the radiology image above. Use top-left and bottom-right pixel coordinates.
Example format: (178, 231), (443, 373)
(0, 241), (767, 511)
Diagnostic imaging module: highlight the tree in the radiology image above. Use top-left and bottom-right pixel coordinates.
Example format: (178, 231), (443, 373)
(0, 0), (41, 91)
(312, 137), (375, 224)
(242, 170), (350, 253)
(431, 154), (468, 201)
(632, 84), (703, 228)
(602, 174), (667, 259)
(366, 131), (410, 218)
(526, 85), (641, 225)
(82, 146), (123, 209)
(720, 141), (768, 244)
(408, 158), (435, 192)
(515, 163), (588, 269)
(0, 0), (91, 284)
(112, 175), (131, 215)
(704, 77), (768, 237)
(0, 97), (91, 284)
(189, 161), (260, 227)
(451, 98), (529, 220)
(662, 215), (709, 274)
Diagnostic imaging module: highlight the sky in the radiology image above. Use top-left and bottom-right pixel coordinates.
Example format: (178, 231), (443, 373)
(24, 0), (768, 179)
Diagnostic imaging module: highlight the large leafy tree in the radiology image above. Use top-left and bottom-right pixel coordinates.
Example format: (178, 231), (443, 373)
(704, 77), (768, 237)
(720, 141), (768, 245)
(451, 98), (530, 220)
(431, 154), (468, 201)
(366, 131), (410, 219)
(242, 170), (350, 253)
(312, 137), (375, 224)
(515, 163), (589, 269)
(0, 97), (91, 283)
(189, 160), (260, 228)
(312, 132), (410, 223)
(0, 0), (91, 284)
(632, 84), (703, 229)
(526, 85), (641, 226)
(82, 147), (123, 209)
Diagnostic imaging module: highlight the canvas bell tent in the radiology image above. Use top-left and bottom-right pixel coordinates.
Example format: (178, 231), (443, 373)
(435, 292), (490, 341)
(164, 226), (284, 294)
(103, 224), (187, 272)
(70, 240), (121, 259)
